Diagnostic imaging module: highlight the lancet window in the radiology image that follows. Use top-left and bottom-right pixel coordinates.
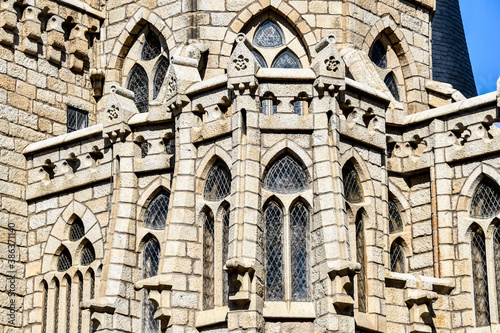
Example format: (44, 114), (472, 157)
(390, 241), (405, 273)
(471, 225), (490, 326)
(388, 198), (404, 233)
(369, 38), (404, 102)
(471, 178), (500, 219)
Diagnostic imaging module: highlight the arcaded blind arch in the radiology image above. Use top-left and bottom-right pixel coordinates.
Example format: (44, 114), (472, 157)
(470, 225), (490, 326)
(144, 191), (170, 229)
(204, 160), (232, 201)
(142, 238), (161, 333)
(470, 178), (500, 219)
(264, 201), (285, 301)
(263, 155), (308, 194)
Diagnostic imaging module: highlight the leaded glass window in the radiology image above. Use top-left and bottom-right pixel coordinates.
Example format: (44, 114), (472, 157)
(203, 209), (215, 309)
(271, 50), (301, 69)
(69, 217), (85, 241)
(265, 202), (284, 301)
(67, 106), (88, 133)
(342, 164), (363, 203)
(494, 226), (500, 320)
(471, 226), (490, 326)
(290, 202), (309, 302)
(293, 100), (304, 116)
(390, 243), (405, 273)
(471, 178), (500, 219)
(143, 239), (160, 333)
(57, 248), (72, 272)
(263, 155), (308, 194)
(204, 161), (231, 201)
(144, 191), (170, 229)
(370, 40), (387, 69)
(81, 243), (96, 266)
(388, 200), (403, 233)
(127, 65), (149, 113)
(78, 274), (83, 333)
(384, 73), (400, 102)
(356, 215), (367, 313)
(222, 207), (230, 306)
(254, 20), (284, 48)
(153, 57), (169, 99)
(65, 277), (71, 333)
(141, 32), (162, 61)
(54, 280), (59, 333)
(253, 50), (267, 68)
(141, 142), (148, 158)
(42, 282), (48, 333)
(261, 99), (277, 115)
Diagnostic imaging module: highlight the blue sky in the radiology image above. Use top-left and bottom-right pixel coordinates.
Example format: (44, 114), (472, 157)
(459, 0), (500, 95)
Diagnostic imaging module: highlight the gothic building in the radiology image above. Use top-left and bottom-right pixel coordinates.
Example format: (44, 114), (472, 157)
(2, 0), (499, 332)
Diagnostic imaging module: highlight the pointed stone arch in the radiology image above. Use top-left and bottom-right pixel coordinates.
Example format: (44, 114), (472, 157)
(195, 145), (233, 195)
(260, 139), (313, 181)
(339, 148), (374, 199)
(136, 177), (172, 221)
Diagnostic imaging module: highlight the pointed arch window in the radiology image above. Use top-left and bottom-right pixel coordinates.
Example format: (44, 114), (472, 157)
(371, 40), (387, 69)
(57, 248), (72, 272)
(471, 178), (500, 219)
(271, 50), (301, 69)
(384, 73), (400, 102)
(390, 241), (405, 273)
(263, 155), (308, 194)
(144, 191), (170, 229)
(290, 202), (310, 301)
(153, 57), (169, 99)
(252, 50), (267, 68)
(254, 20), (284, 48)
(369, 37), (404, 102)
(142, 239), (161, 333)
(141, 32), (162, 61)
(42, 281), (48, 333)
(202, 209), (215, 309)
(222, 206), (230, 305)
(204, 161), (231, 201)
(69, 217), (85, 241)
(80, 243), (96, 266)
(356, 213), (367, 313)
(471, 225), (490, 326)
(342, 163), (363, 203)
(493, 225), (500, 320)
(264, 201), (285, 301)
(388, 199), (403, 233)
(128, 65), (149, 114)
(65, 276), (72, 332)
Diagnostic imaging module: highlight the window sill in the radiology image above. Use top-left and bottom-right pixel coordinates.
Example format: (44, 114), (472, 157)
(263, 301), (315, 319)
(195, 306), (228, 328)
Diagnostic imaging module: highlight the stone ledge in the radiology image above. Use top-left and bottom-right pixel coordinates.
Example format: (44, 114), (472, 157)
(262, 301), (315, 319)
(195, 306), (228, 328)
(186, 75), (228, 95)
(257, 68), (316, 81)
(134, 154), (174, 173)
(407, 0), (435, 11)
(345, 78), (391, 104)
(259, 113), (314, 131)
(54, 0), (105, 19)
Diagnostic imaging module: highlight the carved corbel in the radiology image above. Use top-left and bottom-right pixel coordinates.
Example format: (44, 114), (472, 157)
(20, 6), (41, 55)
(39, 159), (56, 182)
(90, 69), (105, 97)
(102, 84), (137, 142)
(405, 289), (437, 333)
(225, 258), (256, 308)
(67, 23), (88, 72)
(227, 33), (259, 92)
(0, 0), (16, 46)
(135, 275), (174, 330)
(46, 15), (65, 64)
(327, 259), (361, 315)
(82, 297), (116, 332)
(311, 34), (346, 93)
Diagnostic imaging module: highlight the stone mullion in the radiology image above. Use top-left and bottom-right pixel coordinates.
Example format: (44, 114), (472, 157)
(46, 284), (57, 333)
(100, 141), (139, 333)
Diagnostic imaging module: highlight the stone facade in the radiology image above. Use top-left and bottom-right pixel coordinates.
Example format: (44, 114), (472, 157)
(1, 1), (498, 333)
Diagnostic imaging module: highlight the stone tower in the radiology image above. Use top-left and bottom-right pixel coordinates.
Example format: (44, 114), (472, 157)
(432, 0), (478, 97)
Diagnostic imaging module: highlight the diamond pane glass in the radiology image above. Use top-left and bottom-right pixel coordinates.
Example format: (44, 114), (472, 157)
(204, 161), (231, 201)
(141, 142), (148, 158)
(290, 202), (309, 302)
(78, 274), (83, 333)
(494, 226), (500, 320)
(141, 32), (161, 61)
(471, 178), (500, 219)
(254, 20), (284, 48)
(143, 239), (160, 279)
(69, 217), (85, 241)
(356, 216), (367, 313)
(80, 243), (96, 266)
(144, 191), (170, 229)
(143, 290), (158, 333)
(66, 277), (71, 333)
(54, 280), (59, 333)
(390, 243), (405, 273)
(343, 164), (363, 203)
(253, 50), (267, 68)
(384, 72), (400, 102)
(127, 65), (149, 113)
(222, 207), (230, 306)
(153, 57), (169, 99)
(57, 248), (72, 272)
(264, 155), (308, 194)
(203, 209), (215, 309)
(67, 106), (89, 133)
(471, 227), (490, 326)
(42, 282), (48, 333)
(370, 40), (388, 69)
(388, 200), (403, 233)
(265, 202), (284, 301)
(271, 50), (302, 69)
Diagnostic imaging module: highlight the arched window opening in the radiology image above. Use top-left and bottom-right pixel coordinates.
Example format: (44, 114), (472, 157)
(42, 281), (48, 333)
(370, 40), (388, 69)
(253, 50), (267, 68)
(65, 277), (71, 333)
(261, 96), (278, 115)
(80, 242), (96, 266)
(388, 199), (403, 233)
(342, 163), (363, 203)
(471, 226), (490, 326)
(265, 202), (284, 301)
(204, 161), (231, 201)
(263, 155), (308, 194)
(384, 73), (400, 102)
(254, 20), (284, 48)
(141, 32), (162, 61)
(271, 49), (302, 69)
(57, 248), (72, 272)
(69, 217), (85, 241)
(356, 213), (367, 313)
(203, 209), (215, 309)
(390, 242), (405, 273)
(127, 65), (149, 113)
(54, 280), (60, 333)
(153, 56), (169, 99)
(290, 202), (310, 301)
(222, 206), (230, 306)
(142, 239), (160, 333)
(494, 225), (500, 320)
(144, 191), (170, 229)
(471, 178), (500, 219)
(77, 273), (83, 333)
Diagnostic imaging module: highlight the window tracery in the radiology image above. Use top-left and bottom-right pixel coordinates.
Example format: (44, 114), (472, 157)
(204, 161), (232, 201)
(271, 49), (301, 69)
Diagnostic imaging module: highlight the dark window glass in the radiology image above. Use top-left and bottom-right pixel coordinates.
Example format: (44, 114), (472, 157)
(141, 142), (148, 158)
(471, 178), (500, 219)
(370, 40), (388, 69)
(261, 99), (277, 115)
(153, 57), (169, 99)
(494, 226), (500, 320)
(342, 164), (363, 203)
(80, 243), (96, 266)
(144, 191), (170, 229)
(141, 32), (162, 61)
(42, 282), (48, 333)
(293, 100), (303, 115)
(254, 20), (284, 48)
(204, 161), (231, 201)
(265, 202), (284, 301)
(290, 202), (309, 301)
(57, 248), (72, 272)
(222, 206), (230, 306)
(388, 200), (403, 233)
(390, 243), (405, 273)
(271, 50), (301, 69)
(356, 215), (366, 313)
(142, 239), (160, 333)
(263, 155), (308, 194)
(65, 277), (71, 333)
(67, 106), (88, 133)
(203, 209), (215, 309)
(54, 280), (59, 333)
(78, 274), (83, 333)
(127, 65), (149, 113)
(384, 73), (400, 102)
(252, 50), (267, 68)
(471, 226), (490, 326)
(69, 217), (85, 241)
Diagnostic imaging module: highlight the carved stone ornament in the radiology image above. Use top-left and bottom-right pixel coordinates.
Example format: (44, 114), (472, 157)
(311, 34), (346, 92)
(107, 105), (119, 120)
(233, 54), (249, 71)
(227, 33), (259, 91)
(102, 84), (138, 142)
